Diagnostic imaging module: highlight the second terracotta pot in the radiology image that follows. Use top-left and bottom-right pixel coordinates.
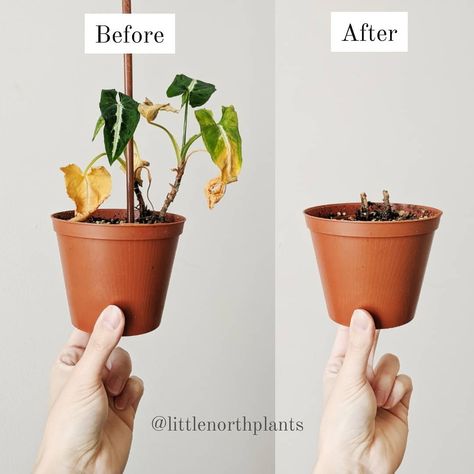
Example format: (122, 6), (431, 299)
(304, 203), (442, 329)
(52, 209), (185, 336)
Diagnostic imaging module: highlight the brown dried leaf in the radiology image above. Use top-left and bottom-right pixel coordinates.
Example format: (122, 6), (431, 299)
(133, 146), (150, 186)
(205, 176), (227, 209)
(61, 164), (112, 222)
(138, 98), (178, 123)
(119, 144), (151, 186)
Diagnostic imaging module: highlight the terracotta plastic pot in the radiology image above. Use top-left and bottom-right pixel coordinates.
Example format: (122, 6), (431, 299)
(304, 203), (442, 329)
(52, 209), (185, 336)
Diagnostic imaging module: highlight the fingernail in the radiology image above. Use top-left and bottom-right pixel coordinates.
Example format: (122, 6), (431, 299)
(101, 305), (122, 331)
(352, 309), (369, 331)
(60, 354), (75, 366)
(107, 376), (125, 396)
(115, 395), (129, 411)
(383, 396), (394, 409)
(375, 389), (386, 407)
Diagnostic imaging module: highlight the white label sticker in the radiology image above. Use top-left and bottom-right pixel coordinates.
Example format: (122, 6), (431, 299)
(331, 12), (408, 53)
(84, 14), (175, 54)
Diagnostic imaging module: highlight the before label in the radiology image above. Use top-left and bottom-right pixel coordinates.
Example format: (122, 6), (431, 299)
(84, 13), (175, 54)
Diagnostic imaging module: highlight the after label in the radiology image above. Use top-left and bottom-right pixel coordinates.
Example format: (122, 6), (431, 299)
(331, 12), (408, 53)
(342, 23), (398, 43)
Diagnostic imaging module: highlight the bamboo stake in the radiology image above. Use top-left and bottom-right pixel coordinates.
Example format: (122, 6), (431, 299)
(123, 0), (134, 222)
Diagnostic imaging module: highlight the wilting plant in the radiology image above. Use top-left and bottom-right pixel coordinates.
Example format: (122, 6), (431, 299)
(61, 74), (243, 223)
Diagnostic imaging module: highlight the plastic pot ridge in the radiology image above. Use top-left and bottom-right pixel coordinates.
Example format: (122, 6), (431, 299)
(52, 209), (185, 336)
(304, 202), (442, 329)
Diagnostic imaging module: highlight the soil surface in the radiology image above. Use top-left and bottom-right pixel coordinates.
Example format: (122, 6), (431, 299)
(323, 191), (433, 222)
(85, 212), (166, 224)
(57, 211), (170, 224)
(324, 203), (432, 222)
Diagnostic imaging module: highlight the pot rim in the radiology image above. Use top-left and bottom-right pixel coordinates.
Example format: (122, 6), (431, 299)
(304, 202), (442, 237)
(52, 209), (186, 240)
(304, 202), (442, 223)
(51, 209), (186, 226)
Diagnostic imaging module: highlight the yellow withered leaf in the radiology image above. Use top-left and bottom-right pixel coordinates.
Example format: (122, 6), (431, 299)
(138, 98), (178, 123)
(133, 144), (150, 186)
(195, 106), (242, 209)
(205, 177), (227, 209)
(61, 164), (112, 222)
(119, 143), (151, 186)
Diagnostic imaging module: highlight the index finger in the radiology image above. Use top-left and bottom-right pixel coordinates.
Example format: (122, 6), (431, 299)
(57, 329), (91, 367)
(367, 330), (380, 382)
(66, 328), (91, 350)
(329, 325), (379, 363)
(329, 324), (350, 359)
(323, 324), (350, 403)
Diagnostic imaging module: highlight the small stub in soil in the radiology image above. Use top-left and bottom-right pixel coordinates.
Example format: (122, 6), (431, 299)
(325, 190), (433, 222)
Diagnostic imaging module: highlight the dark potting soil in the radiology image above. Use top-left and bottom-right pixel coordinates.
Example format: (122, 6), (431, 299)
(323, 191), (433, 222)
(56, 211), (170, 224)
(86, 212), (168, 224)
(324, 203), (432, 222)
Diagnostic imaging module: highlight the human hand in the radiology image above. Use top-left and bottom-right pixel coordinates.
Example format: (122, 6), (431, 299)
(314, 310), (413, 474)
(35, 305), (144, 474)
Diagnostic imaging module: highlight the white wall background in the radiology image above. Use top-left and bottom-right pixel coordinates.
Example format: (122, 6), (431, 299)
(0, 1), (275, 473)
(276, 1), (474, 473)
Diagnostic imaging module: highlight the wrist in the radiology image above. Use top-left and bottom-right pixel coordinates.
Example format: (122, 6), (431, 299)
(314, 454), (366, 474)
(34, 459), (64, 474)
(34, 451), (79, 474)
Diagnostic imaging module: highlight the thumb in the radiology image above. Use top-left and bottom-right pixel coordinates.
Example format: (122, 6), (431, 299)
(340, 309), (375, 384)
(75, 305), (125, 381)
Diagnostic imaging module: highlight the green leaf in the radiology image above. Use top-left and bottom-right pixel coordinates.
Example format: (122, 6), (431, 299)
(195, 106), (242, 208)
(99, 89), (140, 164)
(92, 115), (105, 141)
(195, 106), (242, 177)
(166, 74), (216, 108)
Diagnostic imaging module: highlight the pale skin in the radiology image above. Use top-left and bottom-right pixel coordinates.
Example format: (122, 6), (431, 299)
(33, 306), (410, 473)
(34, 305), (144, 474)
(314, 309), (413, 474)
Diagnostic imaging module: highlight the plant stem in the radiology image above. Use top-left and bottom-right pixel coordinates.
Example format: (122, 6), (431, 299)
(158, 146), (206, 219)
(182, 133), (202, 161)
(149, 122), (181, 163)
(134, 179), (147, 217)
(118, 156), (149, 219)
(159, 162), (187, 220)
(360, 192), (369, 220)
(84, 152), (107, 174)
(156, 99), (192, 219)
(381, 189), (393, 221)
(185, 149), (207, 161)
(181, 99), (190, 162)
(117, 156), (126, 168)
(383, 189), (391, 211)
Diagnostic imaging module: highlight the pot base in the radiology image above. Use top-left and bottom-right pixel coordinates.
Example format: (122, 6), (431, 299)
(329, 308), (415, 330)
(71, 313), (162, 337)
